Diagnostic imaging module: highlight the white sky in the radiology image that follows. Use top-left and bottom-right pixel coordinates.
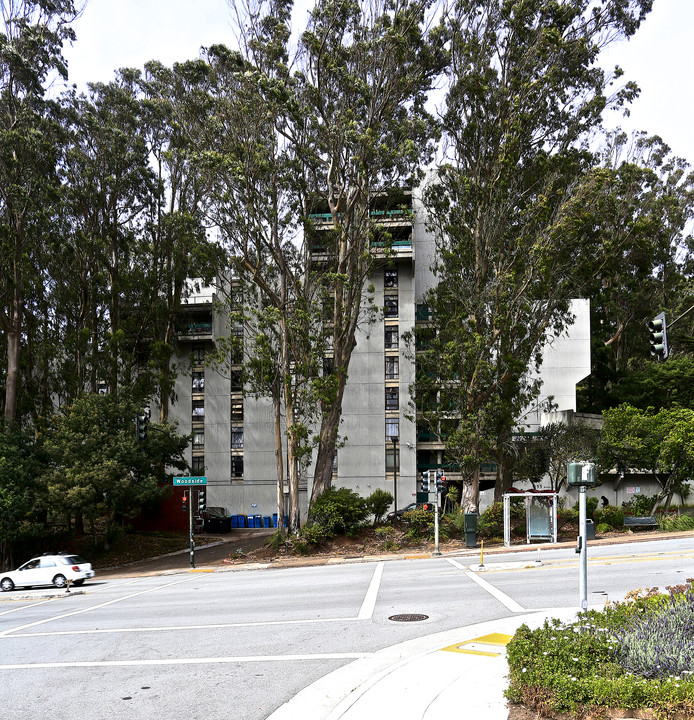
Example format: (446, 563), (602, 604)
(61, 0), (693, 166)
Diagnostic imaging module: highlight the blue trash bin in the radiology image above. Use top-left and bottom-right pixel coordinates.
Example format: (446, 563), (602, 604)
(263, 516), (271, 528)
(273, 514), (277, 527)
(231, 515), (238, 529)
(254, 515), (262, 528)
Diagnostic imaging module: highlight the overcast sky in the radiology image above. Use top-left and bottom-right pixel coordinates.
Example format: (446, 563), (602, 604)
(61, 0), (693, 166)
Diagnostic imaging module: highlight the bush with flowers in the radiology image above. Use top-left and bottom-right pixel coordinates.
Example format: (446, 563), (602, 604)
(506, 582), (694, 719)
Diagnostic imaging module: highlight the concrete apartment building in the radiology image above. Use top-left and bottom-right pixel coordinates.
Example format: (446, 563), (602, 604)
(169, 191), (591, 522)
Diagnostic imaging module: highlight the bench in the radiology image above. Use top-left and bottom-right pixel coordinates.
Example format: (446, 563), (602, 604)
(624, 515), (658, 528)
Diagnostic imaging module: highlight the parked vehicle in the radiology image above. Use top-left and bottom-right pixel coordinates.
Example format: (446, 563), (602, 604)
(0, 553), (94, 591)
(386, 502), (435, 522)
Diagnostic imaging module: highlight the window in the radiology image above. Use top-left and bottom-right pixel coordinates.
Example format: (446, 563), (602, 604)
(385, 446), (400, 473)
(385, 356), (399, 379)
(192, 345), (205, 365)
(386, 418), (399, 439)
(231, 369), (242, 392)
(193, 430), (204, 450)
(192, 372), (205, 392)
(385, 387), (399, 411)
(192, 399), (205, 418)
(232, 325), (243, 363)
(385, 327), (399, 349)
(231, 400), (244, 422)
(231, 456), (244, 477)
(192, 456), (205, 474)
(385, 266), (398, 288)
(323, 356), (334, 376)
(384, 293), (398, 318)
(231, 427), (243, 449)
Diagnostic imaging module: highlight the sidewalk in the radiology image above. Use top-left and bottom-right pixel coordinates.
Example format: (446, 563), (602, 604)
(267, 607), (581, 720)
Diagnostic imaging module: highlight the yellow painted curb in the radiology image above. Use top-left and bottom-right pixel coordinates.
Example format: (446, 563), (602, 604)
(442, 632), (513, 657)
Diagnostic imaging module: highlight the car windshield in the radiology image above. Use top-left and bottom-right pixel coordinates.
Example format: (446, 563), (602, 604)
(58, 555), (88, 565)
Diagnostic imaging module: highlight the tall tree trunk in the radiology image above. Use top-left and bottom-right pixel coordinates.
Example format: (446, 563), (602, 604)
(273, 394), (285, 536)
(4, 282), (22, 426)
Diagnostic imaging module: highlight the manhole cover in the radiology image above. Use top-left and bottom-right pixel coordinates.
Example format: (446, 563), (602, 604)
(388, 613), (429, 622)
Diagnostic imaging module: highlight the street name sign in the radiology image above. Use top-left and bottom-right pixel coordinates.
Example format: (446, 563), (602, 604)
(173, 476), (207, 486)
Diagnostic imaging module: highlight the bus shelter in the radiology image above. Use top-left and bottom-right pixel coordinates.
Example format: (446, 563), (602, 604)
(503, 491), (558, 547)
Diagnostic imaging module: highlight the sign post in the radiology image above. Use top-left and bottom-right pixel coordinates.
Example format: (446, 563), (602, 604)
(173, 477), (207, 568)
(568, 463), (595, 611)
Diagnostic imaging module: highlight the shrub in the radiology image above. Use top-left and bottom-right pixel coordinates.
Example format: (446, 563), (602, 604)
(310, 487), (369, 535)
(366, 489), (394, 525)
(596, 522), (613, 534)
(374, 525), (400, 551)
(573, 495), (599, 520)
(658, 513), (694, 532)
(622, 494), (658, 517)
(612, 590), (694, 678)
(300, 523), (328, 545)
(595, 505), (624, 529)
(477, 502), (504, 539)
(506, 584), (694, 718)
(402, 508), (435, 540)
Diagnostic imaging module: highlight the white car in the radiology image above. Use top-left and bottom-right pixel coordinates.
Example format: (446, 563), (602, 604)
(0, 553), (95, 591)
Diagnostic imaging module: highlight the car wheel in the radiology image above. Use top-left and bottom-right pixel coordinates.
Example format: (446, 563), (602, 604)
(52, 574), (67, 588)
(1, 577), (14, 592)
(72, 579), (84, 586)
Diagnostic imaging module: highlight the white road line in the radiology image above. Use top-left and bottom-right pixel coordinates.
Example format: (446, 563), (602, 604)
(0, 652), (373, 671)
(0, 577), (194, 637)
(0, 598), (58, 616)
(446, 558), (525, 613)
(358, 561), (384, 620)
(9, 616), (359, 638)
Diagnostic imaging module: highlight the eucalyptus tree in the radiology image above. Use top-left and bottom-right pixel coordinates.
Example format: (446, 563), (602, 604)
(136, 59), (223, 420)
(569, 133), (694, 412)
(198, 0), (326, 533)
(59, 75), (159, 397)
(296, 0), (444, 505)
(201, 0), (442, 529)
(415, 0), (652, 510)
(0, 0), (78, 426)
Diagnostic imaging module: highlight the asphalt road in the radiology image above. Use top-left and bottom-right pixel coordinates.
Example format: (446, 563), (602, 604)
(1, 534), (693, 720)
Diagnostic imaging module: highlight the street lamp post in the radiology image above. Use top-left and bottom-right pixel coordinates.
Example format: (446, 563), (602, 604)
(391, 436), (398, 513)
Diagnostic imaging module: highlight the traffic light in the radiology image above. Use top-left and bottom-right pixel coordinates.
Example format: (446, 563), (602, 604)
(198, 488), (206, 513)
(136, 411), (149, 442)
(182, 491), (189, 513)
(421, 471), (430, 492)
(649, 313), (668, 360)
(435, 471), (445, 492)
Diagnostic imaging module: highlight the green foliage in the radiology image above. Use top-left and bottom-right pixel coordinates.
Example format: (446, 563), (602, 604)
(622, 494), (659, 517)
(374, 525), (401, 551)
(309, 487), (369, 536)
(477, 502), (504, 539)
(402, 508), (435, 541)
(366, 489), (394, 525)
(299, 523), (328, 546)
(506, 586), (694, 718)
(265, 530), (287, 551)
(657, 513), (694, 532)
(596, 523), (613, 534)
(595, 506), (625, 529)
(573, 496), (599, 520)
(600, 406), (694, 511)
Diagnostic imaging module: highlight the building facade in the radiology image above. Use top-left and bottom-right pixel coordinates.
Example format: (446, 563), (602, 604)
(168, 191), (591, 522)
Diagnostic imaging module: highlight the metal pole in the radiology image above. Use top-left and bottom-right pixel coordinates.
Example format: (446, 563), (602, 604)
(392, 436), (398, 515)
(189, 489), (195, 569)
(579, 486), (587, 610)
(433, 484), (441, 556)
